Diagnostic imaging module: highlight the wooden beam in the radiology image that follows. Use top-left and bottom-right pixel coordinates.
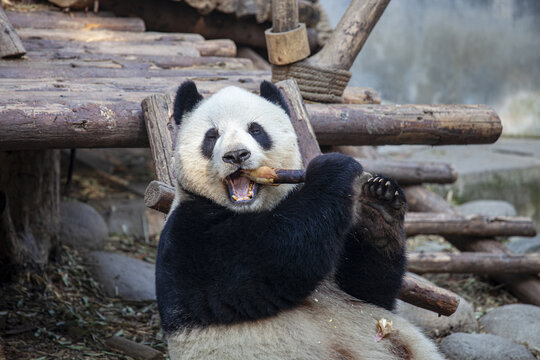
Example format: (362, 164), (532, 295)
(0, 99), (502, 151)
(0, 6), (25, 59)
(404, 212), (537, 237)
(408, 252), (540, 275)
(308, 0), (390, 70)
(306, 103), (502, 145)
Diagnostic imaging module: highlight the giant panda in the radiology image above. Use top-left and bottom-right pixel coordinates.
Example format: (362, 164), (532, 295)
(156, 80), (444, 360)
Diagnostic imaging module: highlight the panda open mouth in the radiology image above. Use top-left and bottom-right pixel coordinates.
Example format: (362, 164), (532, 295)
(225, 170), (259, 203)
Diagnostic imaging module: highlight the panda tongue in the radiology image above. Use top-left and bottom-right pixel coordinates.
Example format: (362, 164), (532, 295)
(230, 174), (251, 198)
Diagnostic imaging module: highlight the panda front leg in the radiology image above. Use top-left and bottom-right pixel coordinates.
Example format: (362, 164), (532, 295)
(336, 175), (407, 310)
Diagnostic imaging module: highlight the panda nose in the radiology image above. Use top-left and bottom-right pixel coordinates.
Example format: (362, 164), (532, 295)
(222, 149), (251, 164)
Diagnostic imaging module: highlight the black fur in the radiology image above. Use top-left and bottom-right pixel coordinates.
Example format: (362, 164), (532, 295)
(248, 122), (273, 150)
(201, 128), (219, 159)
(173, 81), (204, 125)
(156, 153), (363, 333)
(259, 81), (290, 116)
(336, 175), (407, 310)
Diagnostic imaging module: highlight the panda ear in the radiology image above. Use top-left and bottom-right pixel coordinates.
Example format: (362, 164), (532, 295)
(259, 81), (290, 116)
(173, 81), (204, 125)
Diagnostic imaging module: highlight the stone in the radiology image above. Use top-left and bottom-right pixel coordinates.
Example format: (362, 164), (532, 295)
(98, 198), (148, 238)
(59, 200), (109, 251)
(440, 333), (535, 360)
(456, 200), (517, 217)
(395, 276), (478, 337)
(507, 235), (540, 254)
(85, 251), (155, 301)
(479, 304), (540, 354)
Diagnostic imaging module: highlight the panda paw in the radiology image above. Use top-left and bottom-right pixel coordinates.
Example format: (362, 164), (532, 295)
(363, 175), (405, 210)
(305, 153), (363, 194)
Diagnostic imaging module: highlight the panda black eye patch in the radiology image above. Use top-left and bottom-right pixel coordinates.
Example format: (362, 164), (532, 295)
(201, 128), (219, 158)
(248, 122), (272, 150)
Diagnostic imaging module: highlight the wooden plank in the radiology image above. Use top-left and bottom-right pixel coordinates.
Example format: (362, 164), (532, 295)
(0, 6), (25, 58)
(6, 10), (146, 32)
(405, 212), (537, 237)
(342, 87), (381, 104)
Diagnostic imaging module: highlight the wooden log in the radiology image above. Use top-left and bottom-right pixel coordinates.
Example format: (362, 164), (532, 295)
(142, 94), (176, 186)
(194, 39), (237, 57)
(405, 186), (540, 306)
(23, 38), (201, 58)
(265, 0), (310, 65)
(0, 150), (60, 268)
(404, 212), (537, 237)
(237, 47), (270, 70)
(399, 272), (459, 317)
(359, 158), (457, 185)
(306, 103), (502, 146)
(450, 238), (540, 306)
(144, 180), (175, 213)
(16, 28), (205, 43)
(308, 0), (390, 70)
(408, 252), (540, 275)
(0, 6), (25, 59)
(105, 336), (162, 360)
(275, 79), (320, 165)
(0, 97), (503, 151)
(6, 10), (145, 32)
(404, 185), (458, 214)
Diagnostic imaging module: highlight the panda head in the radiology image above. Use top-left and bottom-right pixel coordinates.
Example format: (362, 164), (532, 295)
(173, 81), (303, 213)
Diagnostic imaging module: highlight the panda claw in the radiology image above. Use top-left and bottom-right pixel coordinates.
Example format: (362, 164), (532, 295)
(385, 181), (391, 188)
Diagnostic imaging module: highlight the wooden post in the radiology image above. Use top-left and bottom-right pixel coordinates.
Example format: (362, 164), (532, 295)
(0, 6), (26, 58)
(0, 150), (60, 272)
(272, 0), (390, 102)
(141, 94), (176, 186)
(265, 0), (310, 65)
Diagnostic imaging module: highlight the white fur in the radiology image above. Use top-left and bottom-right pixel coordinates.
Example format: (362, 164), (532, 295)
(168, 281), (445, 360)
(174, 86), (303, 212)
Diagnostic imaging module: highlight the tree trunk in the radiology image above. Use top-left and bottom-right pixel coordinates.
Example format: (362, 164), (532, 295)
(0, 150), (60, 274)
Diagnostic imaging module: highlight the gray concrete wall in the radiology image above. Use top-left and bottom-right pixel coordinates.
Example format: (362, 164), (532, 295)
(319, 0), (540, 136)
